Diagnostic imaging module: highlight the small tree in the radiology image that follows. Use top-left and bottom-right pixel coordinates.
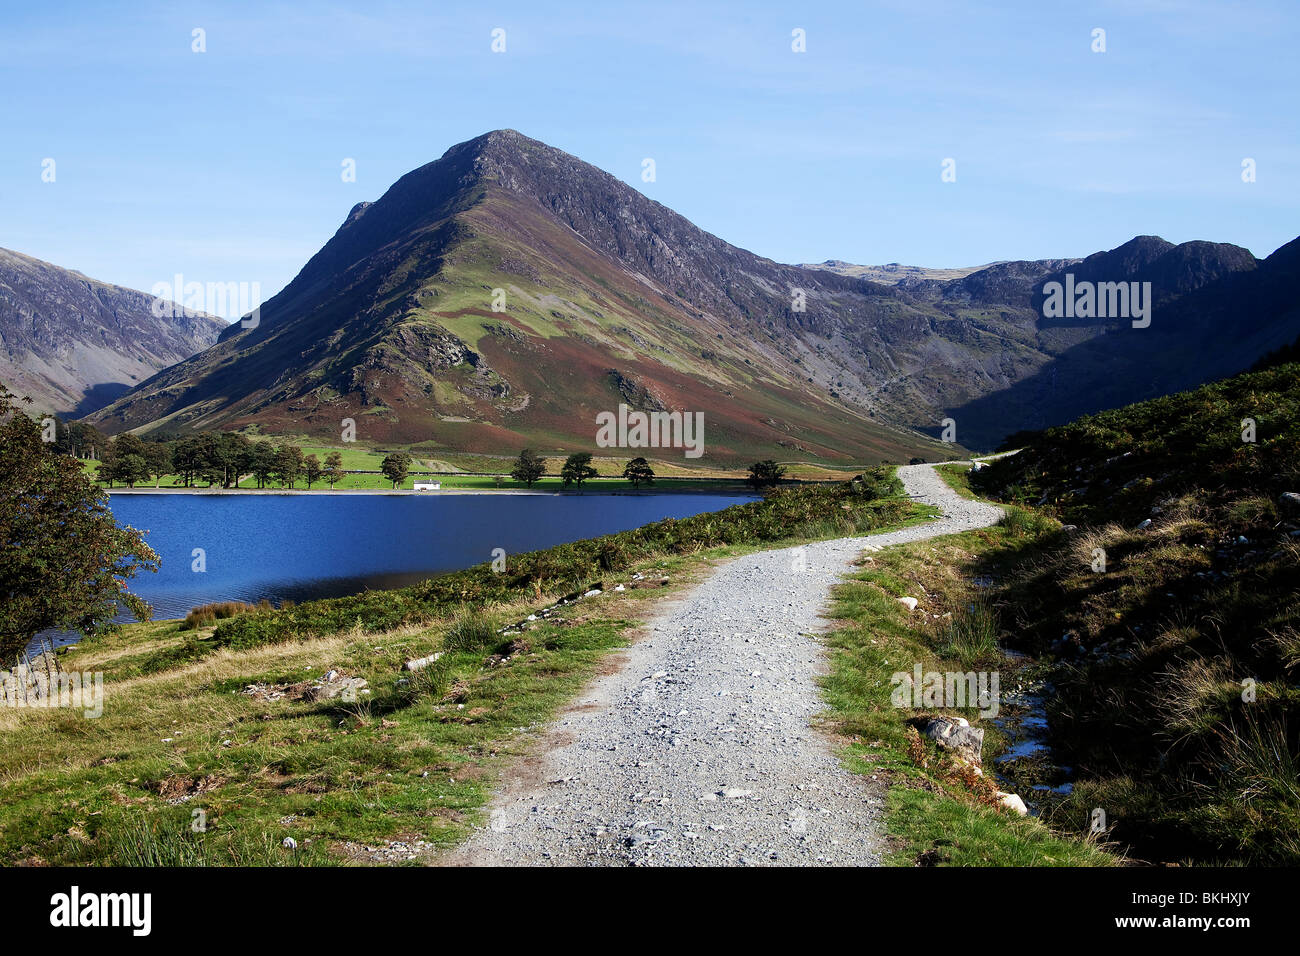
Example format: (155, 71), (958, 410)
(0, 386), (159, 661)
(172, 436), (206, 488)
(381, 452), (411, 489)
(143, 441), (173, 488)
(746, 459), (787, 489)
(192, 433), (223, 487)
(115, 453), (148, 488)
(560, 452), (599, 490)
(303, 454), (322, 490)
(215, 432), (253, 488)
(323, 451), (343, 489)
(623, 456), (655, 489)
(510, 448), (547, 488)
(273, 444), (304, 489)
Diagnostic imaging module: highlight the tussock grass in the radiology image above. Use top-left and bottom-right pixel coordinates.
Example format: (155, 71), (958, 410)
(181, 600), (270, 630)
(936, 597), (1001, 668)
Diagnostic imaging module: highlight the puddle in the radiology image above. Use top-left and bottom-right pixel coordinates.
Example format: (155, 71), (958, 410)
(989, 681), (1073, 816)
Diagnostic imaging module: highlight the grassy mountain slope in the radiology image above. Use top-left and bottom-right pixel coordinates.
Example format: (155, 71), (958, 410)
(87, 132), (956, 462)
(84, 130), (1296, 454)
(970, 364), (1300, 863)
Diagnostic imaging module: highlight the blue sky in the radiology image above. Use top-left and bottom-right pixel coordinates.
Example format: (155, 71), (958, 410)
(3, 0), (1297, 318)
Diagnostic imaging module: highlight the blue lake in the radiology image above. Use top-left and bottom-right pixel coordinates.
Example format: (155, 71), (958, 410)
(99, 492), (755, 626)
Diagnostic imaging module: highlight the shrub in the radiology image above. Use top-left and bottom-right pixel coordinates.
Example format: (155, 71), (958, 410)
(180, 600), (267, 630)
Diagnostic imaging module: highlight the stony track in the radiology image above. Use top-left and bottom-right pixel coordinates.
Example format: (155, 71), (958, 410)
(444, 463), (1003, 866)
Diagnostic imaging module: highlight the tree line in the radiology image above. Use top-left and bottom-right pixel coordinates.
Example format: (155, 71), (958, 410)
(57, 415), (790, 492)
(96, 431), (345, 490)
(506, 450), (785, 489)
(509, 449), (654, 489)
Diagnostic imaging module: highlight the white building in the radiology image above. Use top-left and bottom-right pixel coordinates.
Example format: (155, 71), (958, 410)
(412, 480), (441, 491)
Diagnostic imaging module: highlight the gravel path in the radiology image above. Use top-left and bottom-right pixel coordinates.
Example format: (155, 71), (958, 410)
(444, 463), (1004, 867)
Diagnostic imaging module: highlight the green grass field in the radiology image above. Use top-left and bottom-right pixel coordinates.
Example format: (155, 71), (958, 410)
(80, 444), (883, 492)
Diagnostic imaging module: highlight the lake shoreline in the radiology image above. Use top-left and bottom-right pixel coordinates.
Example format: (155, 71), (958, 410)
(90, 490), (762, 624)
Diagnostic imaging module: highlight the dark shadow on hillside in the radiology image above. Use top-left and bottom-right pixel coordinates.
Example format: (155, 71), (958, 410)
(71, 382), (133, 417)
(947, 313), (1300, 451)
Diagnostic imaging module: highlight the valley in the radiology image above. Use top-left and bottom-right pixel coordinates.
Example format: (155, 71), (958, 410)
(3, 133), (1297, 875)
(17, 130), (1281, 462)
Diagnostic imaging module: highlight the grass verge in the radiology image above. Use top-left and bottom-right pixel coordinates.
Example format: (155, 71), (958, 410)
(818, 465), (1114, 866)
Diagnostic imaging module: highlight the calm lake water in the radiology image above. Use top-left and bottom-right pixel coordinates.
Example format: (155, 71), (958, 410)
(94, 492), (754, 627)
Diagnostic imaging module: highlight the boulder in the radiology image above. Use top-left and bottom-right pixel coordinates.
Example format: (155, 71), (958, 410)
(913, 716), (984, 766)
(896, 596), (919, 611)
(1279, 492), (1300, 513)
(305, 675), (369, 701)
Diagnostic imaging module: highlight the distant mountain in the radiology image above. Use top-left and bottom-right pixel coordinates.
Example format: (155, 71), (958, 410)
(951, 236), (1296, 449)
(797, 260), (990, 284)
(901, 257), (1083, 306)
(83, 130), (1299, 455)
(0, 248), (226, 415)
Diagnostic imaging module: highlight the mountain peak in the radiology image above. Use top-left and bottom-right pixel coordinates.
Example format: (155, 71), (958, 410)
(439, 128), (558, 169)
(82, 132), (1300, 457)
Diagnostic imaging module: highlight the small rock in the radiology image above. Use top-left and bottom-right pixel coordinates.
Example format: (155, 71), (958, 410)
(403, 653), (442, 673)
(997, 792), (1029, 816)
(896, 597), (919, 611)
